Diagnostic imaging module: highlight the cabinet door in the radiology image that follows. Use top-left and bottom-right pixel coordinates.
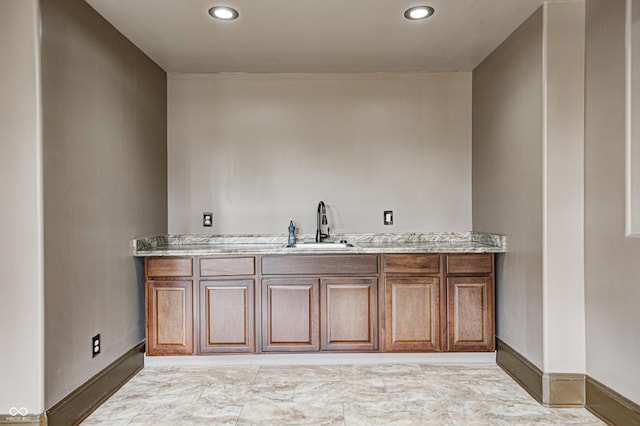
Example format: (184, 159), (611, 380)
(320, 278), (378, 351)
(447, 277), (494, 351)
(146, 280), (194, 355)
(200, 280), (254, 353)
(385, 277), (441, 352)
(262, 278), (319, 352)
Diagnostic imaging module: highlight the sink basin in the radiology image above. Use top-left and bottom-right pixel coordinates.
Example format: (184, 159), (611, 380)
(286, 242), (355, 249)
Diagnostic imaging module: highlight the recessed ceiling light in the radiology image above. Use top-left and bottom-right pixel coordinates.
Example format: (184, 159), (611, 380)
(208, 6), (239, 20)
(404, 6), (435, 20)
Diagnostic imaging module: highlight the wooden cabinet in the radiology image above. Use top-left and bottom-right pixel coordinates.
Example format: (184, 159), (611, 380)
(320, 277), (378, 351)
(261, 276), (378, 353)
(200, 256), (255, 276)
(199, 256), (256, 354)
(261, 255), (379, 352)
(383, 254), (443, 352)
(261, 278), (320, 352)
(445, 254), (495, 352)
(146, 280), (194, 355)
(384, 254), (440, 275)
(262, 255), (378, 275)
(385, 277), (441, 352)
(145, 257), (195, 355)
(383, 253), (495, 353)
(200, 279), (254, 353)
(143, 252), (495, 357)
(446, 254), (493, 275)
(447, 276), (494, 351)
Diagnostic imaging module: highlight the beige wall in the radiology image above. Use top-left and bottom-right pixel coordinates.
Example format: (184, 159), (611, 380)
(543, 1), (586, 374)
(585, 0), (640, 404)
(168, 73), (472, 235)
(5, 0), (636, 413)
(472, 9), (545, 368)
(0, 0), (44, 415)
(473, 2), (588, 378)
(41, 0), (167, 408)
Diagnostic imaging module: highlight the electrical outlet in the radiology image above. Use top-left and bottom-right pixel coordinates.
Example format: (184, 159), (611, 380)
(92, 334), (101, 358)
(203, 212), (213, 227)
(384, 210), (394, 225)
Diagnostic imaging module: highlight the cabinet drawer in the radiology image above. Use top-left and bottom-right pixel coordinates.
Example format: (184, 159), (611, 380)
(384, 254), (440, 274)
(200, 257), (255, 276)
(261, 255), (378, 275)
(147, 257), (193, 278)
(446, 254), (493, 274)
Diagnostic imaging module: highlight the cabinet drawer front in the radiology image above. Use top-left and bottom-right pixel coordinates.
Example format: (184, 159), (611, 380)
(200, 257), (255, 276)
(147, 257), (193, 277)
(261, 255), (378, 275)
(384, 254), (440, 274)
(446, 254), (493, 274)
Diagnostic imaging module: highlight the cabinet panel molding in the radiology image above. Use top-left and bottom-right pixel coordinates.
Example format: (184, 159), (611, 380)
(146, 280), (194, 355)
(200, 279), (254, 353)
(321, 278), (378, 351)
(447, 276), (494, 351)
(385, 277), (441, 352)
(261, 278), (319, 352)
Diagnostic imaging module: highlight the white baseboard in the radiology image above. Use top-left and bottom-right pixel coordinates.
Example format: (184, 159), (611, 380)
(144, 352), (496, 367)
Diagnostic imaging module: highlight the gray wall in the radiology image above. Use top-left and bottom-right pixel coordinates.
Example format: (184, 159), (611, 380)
(40, 0), (167, 408)
(585, 0), (640, 404)
(168, 73), (472, 235)
(0, 0), (44, 415)
(542, 1), (586, 375)
(472, 9), (544, 368)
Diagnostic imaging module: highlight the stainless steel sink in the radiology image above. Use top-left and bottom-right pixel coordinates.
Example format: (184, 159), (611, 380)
(286, 242), (355, 249)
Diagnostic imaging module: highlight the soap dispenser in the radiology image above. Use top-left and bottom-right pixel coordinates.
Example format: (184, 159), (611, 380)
(288, 220), (296, 246)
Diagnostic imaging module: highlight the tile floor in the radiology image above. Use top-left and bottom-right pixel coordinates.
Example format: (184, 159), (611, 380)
(82, 363), (605, 425)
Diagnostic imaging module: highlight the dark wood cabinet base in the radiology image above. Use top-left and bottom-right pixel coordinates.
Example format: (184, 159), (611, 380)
(144, 253), (495, 356)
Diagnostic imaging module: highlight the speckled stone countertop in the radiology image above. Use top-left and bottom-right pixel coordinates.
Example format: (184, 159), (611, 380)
(133, 232), (506, 256)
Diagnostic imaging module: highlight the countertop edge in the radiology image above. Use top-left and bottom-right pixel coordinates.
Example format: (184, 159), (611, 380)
(133, 232), (507, 256)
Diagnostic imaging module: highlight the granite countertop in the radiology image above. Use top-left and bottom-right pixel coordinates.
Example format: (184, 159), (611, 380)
(133, 232), (507, 256)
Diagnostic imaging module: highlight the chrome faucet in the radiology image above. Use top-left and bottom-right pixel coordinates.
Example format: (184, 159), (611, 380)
(316, 201), (330, 242)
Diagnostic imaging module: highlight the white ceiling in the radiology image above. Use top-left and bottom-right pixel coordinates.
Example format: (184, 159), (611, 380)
(85, 0), (558, 73)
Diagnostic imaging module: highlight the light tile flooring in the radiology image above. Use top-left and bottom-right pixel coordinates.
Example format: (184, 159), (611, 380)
(82, 363), (604, 425)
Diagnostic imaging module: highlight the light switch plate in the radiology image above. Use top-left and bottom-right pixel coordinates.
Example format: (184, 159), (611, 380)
(384, 210), (393, 225)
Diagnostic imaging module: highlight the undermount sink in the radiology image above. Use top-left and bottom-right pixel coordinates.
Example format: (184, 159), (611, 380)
(286, 242), (355, 249)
